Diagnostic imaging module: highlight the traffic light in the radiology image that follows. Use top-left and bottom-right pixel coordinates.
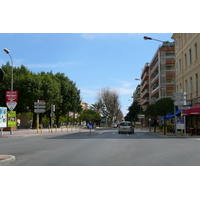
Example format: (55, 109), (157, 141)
(0, 68), (4, 83)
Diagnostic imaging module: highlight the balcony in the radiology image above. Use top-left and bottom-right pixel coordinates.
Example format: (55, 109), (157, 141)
(141, 98), (149, 105)
(151, 86), (159, 94)
(151, 74), (159, 84)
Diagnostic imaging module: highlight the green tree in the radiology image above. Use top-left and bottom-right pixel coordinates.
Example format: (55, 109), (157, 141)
(80, 109), (101, 125)
(155, 98), (174, 135)
(125, 101), (140, 122)
(147, 104), (158, 132)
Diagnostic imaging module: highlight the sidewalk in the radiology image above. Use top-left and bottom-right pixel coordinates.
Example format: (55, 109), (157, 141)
(0, 127), (88, 138)
(0, 127), (88, 165)
(136, 127), (198, 137)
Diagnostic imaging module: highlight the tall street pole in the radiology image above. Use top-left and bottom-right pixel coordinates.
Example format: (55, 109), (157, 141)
(4, 48), (14, 135)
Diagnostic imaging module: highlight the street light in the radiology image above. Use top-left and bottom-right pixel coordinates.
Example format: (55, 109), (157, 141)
(143, 36), (165, 43)
(4, 48), (13, 91)
(4, 48), (14, 135)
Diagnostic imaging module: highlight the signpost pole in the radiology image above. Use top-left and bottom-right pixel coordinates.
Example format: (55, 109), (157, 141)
(34, 100), (46, 133)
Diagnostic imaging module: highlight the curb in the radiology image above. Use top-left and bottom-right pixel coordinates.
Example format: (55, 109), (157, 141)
(0, 155), (16, 165)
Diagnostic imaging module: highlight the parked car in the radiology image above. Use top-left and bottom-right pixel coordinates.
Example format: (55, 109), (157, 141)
(118, 121), (134, 134)
(111, 123), (117, 128)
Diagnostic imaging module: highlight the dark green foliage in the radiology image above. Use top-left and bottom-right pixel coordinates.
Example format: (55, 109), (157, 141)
(0, 63), (82, 128)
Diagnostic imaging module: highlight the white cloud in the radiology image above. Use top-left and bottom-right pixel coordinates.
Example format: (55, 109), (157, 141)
(110, 78), (135, 87)
(81, 89), (96, 96)
(26, 61), (79, 69)
(117, 87), (134, 95)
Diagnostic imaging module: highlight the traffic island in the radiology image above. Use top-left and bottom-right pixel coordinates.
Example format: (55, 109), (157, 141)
(0, 155), (16, 165)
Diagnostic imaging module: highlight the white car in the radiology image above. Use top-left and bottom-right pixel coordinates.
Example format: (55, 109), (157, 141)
(118, 121), (134, 134)
(111, 123), (117, 128)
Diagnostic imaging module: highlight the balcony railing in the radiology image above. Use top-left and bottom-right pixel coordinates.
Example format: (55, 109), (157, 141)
(151, 74), (159, 84)
(151, 86), (159, 94)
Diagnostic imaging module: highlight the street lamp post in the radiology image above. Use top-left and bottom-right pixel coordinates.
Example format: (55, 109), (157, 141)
(4, 48), (13, 91)
(143, 36), (177, 136)
(4, 48), (14, 135)
(143, 36), (165, 43)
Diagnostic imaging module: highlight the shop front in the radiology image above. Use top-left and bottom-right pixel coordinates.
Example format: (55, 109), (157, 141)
(182, 105), (200, 135)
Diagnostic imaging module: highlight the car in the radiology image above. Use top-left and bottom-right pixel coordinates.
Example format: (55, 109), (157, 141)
(111, 123), (117, 128)
(118, 121), (134, 134)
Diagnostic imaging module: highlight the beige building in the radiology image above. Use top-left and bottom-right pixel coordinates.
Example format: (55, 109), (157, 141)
(172, 33), (200, 131)
(172, 33), (200, 105)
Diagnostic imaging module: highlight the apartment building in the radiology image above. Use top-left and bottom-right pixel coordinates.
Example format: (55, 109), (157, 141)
(140, 63), (150, 111)
(172, 33), (200, 128)
(139, 42), (175, 111)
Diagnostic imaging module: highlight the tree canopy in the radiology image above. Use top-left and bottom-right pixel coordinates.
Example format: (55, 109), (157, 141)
(0, 63), (82, 128)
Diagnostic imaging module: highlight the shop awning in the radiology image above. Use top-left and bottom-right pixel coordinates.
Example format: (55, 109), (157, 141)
(182, 105), (200, 116)
(161, 109), (181, 119)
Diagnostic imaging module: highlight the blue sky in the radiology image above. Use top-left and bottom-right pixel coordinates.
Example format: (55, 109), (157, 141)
(0, 33), (173, 116)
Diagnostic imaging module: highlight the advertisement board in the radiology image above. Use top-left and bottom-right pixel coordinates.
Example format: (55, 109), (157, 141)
(8, 111), (16, 127)
(176, 116), (185, 129)
(0, 107), (7, 128)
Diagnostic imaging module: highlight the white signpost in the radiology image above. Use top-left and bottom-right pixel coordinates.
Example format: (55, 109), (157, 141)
(34, 100), (46, 133)
(174, 92), (187, 136)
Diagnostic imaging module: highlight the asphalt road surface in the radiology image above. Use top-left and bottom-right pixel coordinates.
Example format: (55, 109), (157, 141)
(1, 128), (200, 166)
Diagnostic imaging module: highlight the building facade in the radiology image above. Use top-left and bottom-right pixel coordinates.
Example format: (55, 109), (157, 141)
(172, 33), (200, 129)
(172, 33), (200, 106)
(139, 42), (175, 111)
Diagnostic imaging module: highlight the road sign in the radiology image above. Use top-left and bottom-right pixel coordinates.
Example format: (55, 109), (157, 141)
(178, 106), (190, 110)
(6, 91), (18, 111)
(34, 109), (46, 113)
(138, 114), (145, 118)
(174, 96), (186, 100)
(174, 92), (186, 96)
(34, 102), (46, 106)
(174, 101), (186, 106)
(34, 100), (46, 113)
(34, 105), (46, 109)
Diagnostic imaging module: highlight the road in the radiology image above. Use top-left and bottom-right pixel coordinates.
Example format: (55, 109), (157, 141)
(1, 128), (200, 166)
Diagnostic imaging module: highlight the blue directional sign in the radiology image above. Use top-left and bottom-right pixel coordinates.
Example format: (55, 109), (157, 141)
(87, 122), (94, 129)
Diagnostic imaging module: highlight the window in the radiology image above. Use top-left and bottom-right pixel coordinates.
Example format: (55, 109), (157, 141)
(196, 73), (198, 94)
(178, 59), (181, 72)
(190, 77), (193, 97)
(180, 83), (182, 92)
(185, 79), (188, 94)
(184, 53), (187, 69)
(176, 62), (178, 74)
(178, 35), (181, 50)
(194, 43), (198, 60)
(189, 48), (192, 64)
(184, 33), (187, 43)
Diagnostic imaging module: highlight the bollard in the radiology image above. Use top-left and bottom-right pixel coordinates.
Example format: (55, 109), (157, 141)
(39, 124), (43, 134)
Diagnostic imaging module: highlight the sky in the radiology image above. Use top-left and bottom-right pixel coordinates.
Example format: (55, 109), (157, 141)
(0, 33), (174, 116)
